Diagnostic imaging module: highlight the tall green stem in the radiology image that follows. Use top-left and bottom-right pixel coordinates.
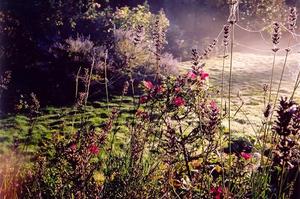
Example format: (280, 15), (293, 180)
(268, 52), (277, 104)
(75, 66), (82, 101)
(85, 51), (95, 105)
(104, 50), (109, 110)
(272, 49), (289, 112)
(221, 48), (227, 113)
(228, 22), (235, 188)
(220, 46), (227, 188)
(290, 70), (300, 100)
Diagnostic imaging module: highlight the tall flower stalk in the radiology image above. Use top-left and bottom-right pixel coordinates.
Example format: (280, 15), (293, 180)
(104, 50), (109, 110)
(261, 22), (281, 164)
(272, 7), (297, 114)
(152, 11), (167, 81)
(221, 24), (230, 114)
(268, 22), (281, 104)
(85, 49), (96, 105)
(290, 72), (300, 100)
(227, 0), (239, 191)
(75, 66), (82, 101)
(272, 97), (299, 197)
(220, 24), (229, 188)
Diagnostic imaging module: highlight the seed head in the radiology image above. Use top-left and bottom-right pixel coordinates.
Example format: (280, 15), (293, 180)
(272, 22), (281, 52)
(264, 103), (272, 118)
(288, 7), (297, 32)
(223, 25), (230, 47)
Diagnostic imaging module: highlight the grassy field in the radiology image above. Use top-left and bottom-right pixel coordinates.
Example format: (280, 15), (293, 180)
(180, 52), (300, 135)
(0, 97), (135, 153)
(1, 52), (299, 152)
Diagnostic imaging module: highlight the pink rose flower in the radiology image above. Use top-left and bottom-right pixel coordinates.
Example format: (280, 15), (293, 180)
(210, 100), (219, 111)
(173, 96), (186, 107)
(143, 81), (154, 90)
(88, 144), (99, 155)
(139, 96), (148, 104)
(241, 152), (252, 160)
(210, 186), (223, 199)
(187, 71), (197, 80)
(200, 70), (209, 80)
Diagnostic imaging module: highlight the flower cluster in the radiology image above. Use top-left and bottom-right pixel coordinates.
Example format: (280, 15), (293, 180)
(210, 186), (223, 199)
(288, 7), (297, 32)
(133, 24), (145, 46)
(272, 22), (281, 52)
(191, 48), (201, 68)
(203, 39), (218, 58)
(223, 24), (230, 47)
(272, 97), (299, 169)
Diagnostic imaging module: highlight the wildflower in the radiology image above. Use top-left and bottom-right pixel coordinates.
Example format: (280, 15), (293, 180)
(241, 152), (252, 160)
(264, 103), (272, 118)
(288, 7), (297, 32)
(186, 71), (197, 80)
(173, 96), (185, 107)
(210, 100), (218, 111)
(272, 22), (281, 52)
(272, 98), (299, 168)
(133, 24), (144, 46)
(204, 100), (220, 137)
(139, 95), (148, 104)
(273, 97), (296, 137)
(291, 106), (300, 135)
(223, 24), (230, 47)
(93, 171), (106, 185)
(143, 81), (154, 90)
(210, 186), (223, 199)
(89, 144), (99, 155)
(200, 70), (209, 80)
(191, 48), (201, 67)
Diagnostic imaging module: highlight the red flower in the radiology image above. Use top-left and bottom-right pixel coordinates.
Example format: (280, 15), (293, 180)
(241, 152), (252, 160)
(187, 71), (197, 80)
(200, 70), (209, 80)
(173, 96), (185, 107)
(210, 186), (223, 199)
(210, 100), (219, 111)
(88, 144), (99, 155)
(143, 81), (154, 90)
(139, 95), (148, 104)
